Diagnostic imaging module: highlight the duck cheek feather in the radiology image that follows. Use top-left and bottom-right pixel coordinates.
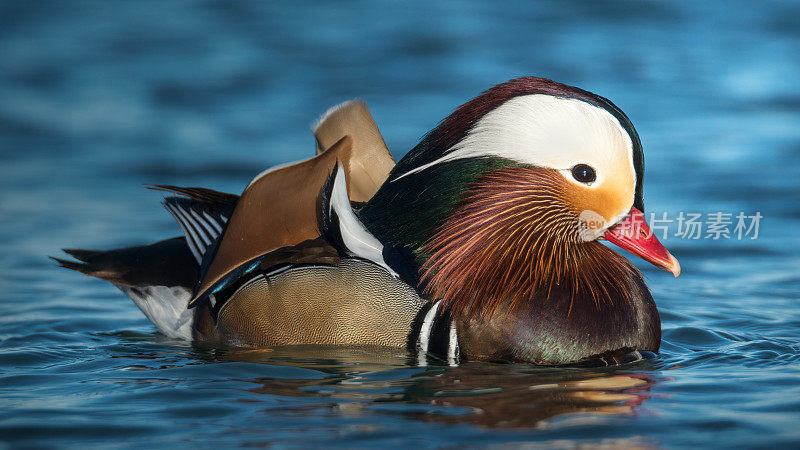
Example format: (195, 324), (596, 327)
(415, 167), (661, 364)
(420, 167), (641, 320)
(454, 270), (660, 365)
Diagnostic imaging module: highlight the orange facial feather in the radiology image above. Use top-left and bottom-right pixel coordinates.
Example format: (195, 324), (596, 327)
(420, 167), (640, 318)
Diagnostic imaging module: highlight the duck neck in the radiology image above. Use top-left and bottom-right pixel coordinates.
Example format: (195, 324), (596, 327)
(358, 156), (513, 255)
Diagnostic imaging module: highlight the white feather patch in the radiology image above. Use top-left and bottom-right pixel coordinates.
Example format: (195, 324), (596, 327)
(119, 285), (193, 340)
(329, 163), (397, 277)
(416, 301), (440, 365)
(393, 94), (636, 193)
(447, 322), (459, 367)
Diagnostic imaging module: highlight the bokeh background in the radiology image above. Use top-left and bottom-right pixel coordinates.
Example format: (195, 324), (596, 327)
(2, 1), (799, 447)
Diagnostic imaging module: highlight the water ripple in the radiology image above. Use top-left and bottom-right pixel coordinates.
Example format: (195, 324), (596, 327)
(2, 0), (800, 447)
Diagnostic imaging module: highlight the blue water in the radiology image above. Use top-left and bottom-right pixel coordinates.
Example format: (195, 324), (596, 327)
(2, 1), (799, 447)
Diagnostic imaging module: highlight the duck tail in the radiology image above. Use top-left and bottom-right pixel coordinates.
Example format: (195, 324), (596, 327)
(55, 185), (238, 339)
(53, 237), (200, 339)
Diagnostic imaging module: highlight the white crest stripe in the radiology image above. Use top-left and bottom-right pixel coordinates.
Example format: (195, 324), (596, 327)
(392, 94), (636, 209)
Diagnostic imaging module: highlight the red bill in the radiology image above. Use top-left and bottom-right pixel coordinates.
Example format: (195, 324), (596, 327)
(604, 207), (681, 277)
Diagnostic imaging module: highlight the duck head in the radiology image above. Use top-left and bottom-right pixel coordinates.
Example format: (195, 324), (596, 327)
(358, 77), (679, 362)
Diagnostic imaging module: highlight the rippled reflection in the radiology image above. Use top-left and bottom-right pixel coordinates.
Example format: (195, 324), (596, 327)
(203, 346), (661, 430)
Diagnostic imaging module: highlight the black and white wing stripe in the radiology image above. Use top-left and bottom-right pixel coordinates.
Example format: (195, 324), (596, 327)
(320, 163), (398, 277)
(412, 300), (460, 367)
(163, 197), (230, 264)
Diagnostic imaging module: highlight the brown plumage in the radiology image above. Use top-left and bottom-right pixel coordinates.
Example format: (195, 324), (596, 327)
(421, 167), (640, 319)
(192, 100), (397, 305)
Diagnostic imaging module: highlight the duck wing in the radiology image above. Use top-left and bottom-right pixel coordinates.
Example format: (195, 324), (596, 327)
(192, 100), (396, 306)
(148, 185), (238, 264)
(313, 99), (396, 202)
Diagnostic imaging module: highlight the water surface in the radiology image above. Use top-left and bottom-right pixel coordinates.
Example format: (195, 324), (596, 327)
(2, 1), (800, 447)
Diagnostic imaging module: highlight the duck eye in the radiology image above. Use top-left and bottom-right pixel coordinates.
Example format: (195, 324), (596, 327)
(571, 164), (596, 184)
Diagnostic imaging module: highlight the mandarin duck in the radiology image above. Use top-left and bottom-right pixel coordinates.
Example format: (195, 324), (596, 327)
(55, 77), (680, 365)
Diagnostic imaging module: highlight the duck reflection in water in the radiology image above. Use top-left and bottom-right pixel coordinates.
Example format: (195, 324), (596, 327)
(203, 346), (659, 429)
